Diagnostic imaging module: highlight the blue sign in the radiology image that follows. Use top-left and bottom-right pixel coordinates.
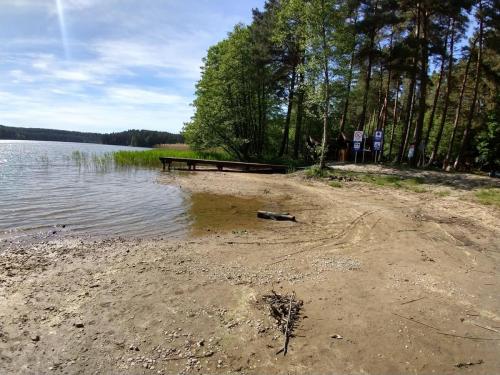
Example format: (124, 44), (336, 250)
(373, 130), (383, 151)
(353, 142), (361, 152)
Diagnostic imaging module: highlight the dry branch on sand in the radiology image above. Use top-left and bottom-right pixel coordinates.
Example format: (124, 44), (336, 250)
(262, 291), (303, 355)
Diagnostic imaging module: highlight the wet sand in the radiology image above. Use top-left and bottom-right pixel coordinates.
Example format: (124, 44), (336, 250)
(0, 170), (499, 374)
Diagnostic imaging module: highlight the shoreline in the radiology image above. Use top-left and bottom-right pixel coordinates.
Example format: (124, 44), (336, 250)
(1, 171), (499, 374)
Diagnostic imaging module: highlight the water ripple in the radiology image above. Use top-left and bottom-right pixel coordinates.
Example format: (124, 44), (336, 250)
(0, 140), (188, 240)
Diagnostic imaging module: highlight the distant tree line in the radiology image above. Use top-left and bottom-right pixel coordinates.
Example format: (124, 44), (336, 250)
(0, 125), (183, 148)
(101, 129), (182, 147)
(183, 0), (499, 170)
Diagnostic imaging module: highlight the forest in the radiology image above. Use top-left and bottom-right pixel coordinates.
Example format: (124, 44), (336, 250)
(0, 125), (183, 148)
(183, 0), (499, 171)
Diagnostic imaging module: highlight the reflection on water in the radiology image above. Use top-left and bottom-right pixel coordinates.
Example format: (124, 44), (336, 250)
(0, 140), (189, 241)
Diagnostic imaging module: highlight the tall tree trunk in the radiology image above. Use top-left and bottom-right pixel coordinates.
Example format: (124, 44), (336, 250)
(454, 1), (483, 170)
(319, 0), (330, 169)
(257, 79), (263, 155)
(403, 88), (418, 157)
(378, 71), (392, 161)
(339, 11), (358, 133)
(397, 6), (420, 163)
(388, 76), (400, 160)
(412, 4), (429, 167)
(442, 38), (476, 170)
(293, 68), (305, 159)
(339, 48), (355, 133)
(427, 22), (455, 167)
(379, 30), (394, 160)
(376, 65), (385, 131)
(359, 29), (376, 131)
(261, 81), (267, 156)
(279, 66), (297, 156)
(424, 19), (451, 152)
(367, 109), (377, 138)
(397, 77), (417, 163)
(358, 0), (378, 131)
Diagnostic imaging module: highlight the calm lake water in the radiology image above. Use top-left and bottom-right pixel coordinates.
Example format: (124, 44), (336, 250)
(0, 140), (188, 242)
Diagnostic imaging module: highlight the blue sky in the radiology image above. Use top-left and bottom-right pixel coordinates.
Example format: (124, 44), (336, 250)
(0, 0), (265, 133)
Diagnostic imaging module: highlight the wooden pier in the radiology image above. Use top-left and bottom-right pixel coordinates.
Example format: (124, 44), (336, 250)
(160, 157), (287, 173)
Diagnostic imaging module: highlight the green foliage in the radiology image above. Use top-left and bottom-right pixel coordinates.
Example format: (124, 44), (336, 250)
(102, 129), (182, 147)
(183, 24), (278, 161)
(0, 124), (102, 144)
(0, 125), (182, 147)
(184, 0), (498, 169)
(475, 188), (500, 208)
(476, 108), (500, 169)
(305, 164), (329, 178)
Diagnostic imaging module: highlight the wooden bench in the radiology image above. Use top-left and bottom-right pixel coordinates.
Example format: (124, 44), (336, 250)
(159, 157), (287, 173)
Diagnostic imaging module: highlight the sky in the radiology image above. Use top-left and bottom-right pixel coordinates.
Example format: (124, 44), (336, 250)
(0, 0), (266, 134)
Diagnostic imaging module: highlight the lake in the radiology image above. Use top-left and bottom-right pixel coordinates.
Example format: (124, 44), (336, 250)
(0, 140), (189, 242)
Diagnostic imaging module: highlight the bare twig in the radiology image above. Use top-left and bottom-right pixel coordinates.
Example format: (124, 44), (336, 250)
(392, 313), (500, 341)
(282, 294), (293, 355)
(470, 322), (500, 334)
(400, 297), (426, 305)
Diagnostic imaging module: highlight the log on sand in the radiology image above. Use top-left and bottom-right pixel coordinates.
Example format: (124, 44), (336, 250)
(257, 211), (295, 221)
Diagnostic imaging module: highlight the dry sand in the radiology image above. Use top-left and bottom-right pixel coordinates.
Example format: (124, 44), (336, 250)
(0, 170), (499, 374)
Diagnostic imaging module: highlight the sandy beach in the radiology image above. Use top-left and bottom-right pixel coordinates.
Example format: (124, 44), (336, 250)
(1, 170), (499, 374)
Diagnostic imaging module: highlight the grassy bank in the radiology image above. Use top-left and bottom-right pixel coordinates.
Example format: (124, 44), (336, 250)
(306, 166), (426, 192)
(70, 147), (297, 170)
(305, 165), (500, 208)
(475, 188), (500, 208)
(112, 149), (230, 168)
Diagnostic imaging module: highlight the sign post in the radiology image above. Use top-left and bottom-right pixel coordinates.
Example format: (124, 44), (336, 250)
(353, 131), (363, 164)
(373, 130), (383, 163)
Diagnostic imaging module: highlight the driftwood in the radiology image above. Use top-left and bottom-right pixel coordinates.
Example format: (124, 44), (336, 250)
(262, 291), (303, 355)
(257, 211), (296, 221)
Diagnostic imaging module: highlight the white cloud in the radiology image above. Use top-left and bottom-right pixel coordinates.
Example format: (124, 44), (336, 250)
(52, 69), (92, 82)
(9, 69), (35, 83)
(105, 87), (186, 106)
(0, 87), (193, 132)
(93, 37), (205, 80)
(0, 0), (265, 133)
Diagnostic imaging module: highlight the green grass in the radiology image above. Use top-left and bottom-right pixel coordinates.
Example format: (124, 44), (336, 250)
(304, 166), (429, 193)
(70, 150), (114, 172)
(304, 164), (329, 178)
(330, 181), (343, 188)
(355, 174), (426, 192)
(434, 190), (451, 197)
(475, 188), (500, 207)
(112, 149), (230, 168)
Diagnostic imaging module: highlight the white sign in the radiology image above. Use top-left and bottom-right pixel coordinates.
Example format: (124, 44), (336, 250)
(353, 131), (364, 142)
(408, 145), (415, 159)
